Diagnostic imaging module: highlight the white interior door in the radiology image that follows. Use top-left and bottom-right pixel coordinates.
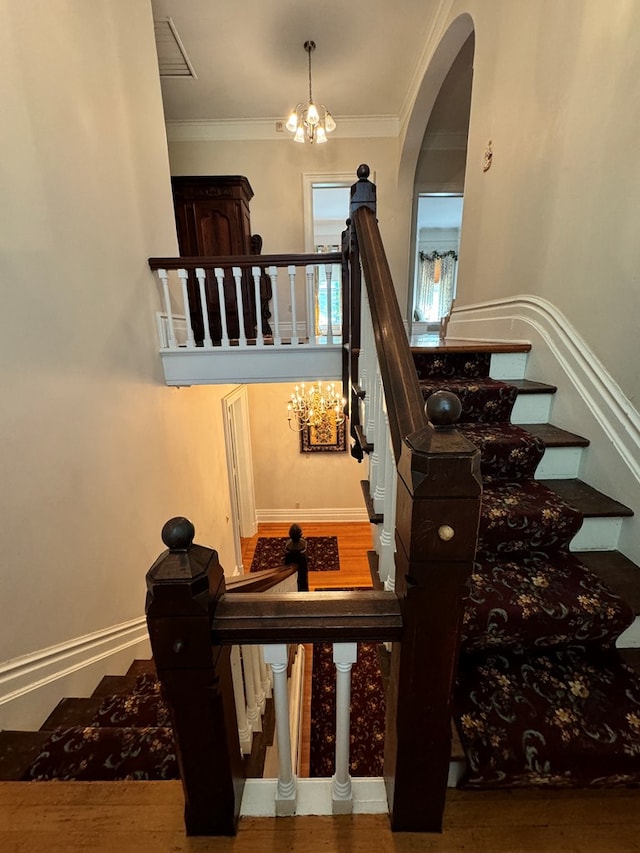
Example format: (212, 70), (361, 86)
(222, 386), (257, 573)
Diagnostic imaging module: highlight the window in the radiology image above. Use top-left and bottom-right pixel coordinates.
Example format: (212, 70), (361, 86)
(413, 194), (462, 324)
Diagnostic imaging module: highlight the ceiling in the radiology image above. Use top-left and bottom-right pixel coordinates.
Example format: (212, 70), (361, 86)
(150, 0), (443, 124)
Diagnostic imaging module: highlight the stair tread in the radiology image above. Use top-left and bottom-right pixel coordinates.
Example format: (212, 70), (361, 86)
(574, 551), (640, 614)
(0, 731), (50, 780)
(40, 697), (103, 730)
(91, 674), (140, 698)
(539, 478), (634, 518)
(509, 379), (557, 394)
(410, 338), (531, 354)
(520, 422), (590, 447)
(126, 659), (156, 678)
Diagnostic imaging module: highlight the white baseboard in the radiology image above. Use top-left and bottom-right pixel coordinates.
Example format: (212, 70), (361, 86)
(0, 618), (151, 730)
(256, 508), (369, 523)
(448, 295), (640, 564)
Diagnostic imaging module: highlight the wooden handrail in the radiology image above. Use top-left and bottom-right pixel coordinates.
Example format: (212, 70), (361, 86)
(212, 589), (402, 644)
(351, 205), (427, 462)
(224, 565), (297, 593)
(148, 252), (342, 270)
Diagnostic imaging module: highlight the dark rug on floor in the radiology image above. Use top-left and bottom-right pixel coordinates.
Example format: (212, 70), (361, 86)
(250, 536), (339, 573)
(309, 641), (385, 777)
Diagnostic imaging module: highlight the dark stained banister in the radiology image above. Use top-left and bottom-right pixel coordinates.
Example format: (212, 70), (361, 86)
(145, 166), (482, 837)
(148, 252), (342, 270)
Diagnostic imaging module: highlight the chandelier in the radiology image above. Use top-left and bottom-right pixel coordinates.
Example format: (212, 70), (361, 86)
(287, 381), (346, 431)
(285, 41), (336, 144)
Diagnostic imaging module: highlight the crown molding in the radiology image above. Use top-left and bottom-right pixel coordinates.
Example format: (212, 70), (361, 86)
(165, 115), (399, 143)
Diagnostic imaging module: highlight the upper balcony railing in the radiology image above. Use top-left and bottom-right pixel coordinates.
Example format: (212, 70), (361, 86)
(148, 252), (343, 385)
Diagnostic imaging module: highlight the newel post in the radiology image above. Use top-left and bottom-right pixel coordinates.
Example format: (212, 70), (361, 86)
(145, 517), (244, 836)
(384, 393), (482, 832)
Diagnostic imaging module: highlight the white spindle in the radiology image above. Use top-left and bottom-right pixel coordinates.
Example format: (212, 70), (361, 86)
(252, 266), (265, 346)
(268, 266), (282, 344)
(263, 643), (297, 816)
(324, 262), (334, 341)
(177, 269), (195, 348)
(379, 415), (398, 591)
(372, 374), (387, 514)
(232, 266), (248, 346)
(195, 267), (213, 348)
(305, 264), (316, 344)
(214, 268), (231, 347)
(158, 269), (177, 349)
(230, 645), (253, 755)
(257, 645), (272, 699)
(288, 265), (299, 345)
(332, 642), (358, 814)
(241, 645), (262, 733)
(250, 645), (266, 715)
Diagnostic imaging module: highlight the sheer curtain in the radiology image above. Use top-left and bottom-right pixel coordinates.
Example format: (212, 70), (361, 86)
(415, 250), (458, 321)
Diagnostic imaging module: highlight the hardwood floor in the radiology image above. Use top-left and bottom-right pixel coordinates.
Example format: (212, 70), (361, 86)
(3, 780), (640, 852)
(241, 522), (375, 775)
(6, 521), (639, 849)
(240, 521), (375, 591)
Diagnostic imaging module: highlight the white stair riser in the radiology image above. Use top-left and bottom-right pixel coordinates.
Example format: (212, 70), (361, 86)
(534, 446), (583, 479)
(570, 517), (623, 552)
(511, 393), (553, 424)
(616, 617), (640, 649)
(489, 351), (527, 380)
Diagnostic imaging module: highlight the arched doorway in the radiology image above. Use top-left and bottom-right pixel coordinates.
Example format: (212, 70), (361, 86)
(397, 14), (475, 328)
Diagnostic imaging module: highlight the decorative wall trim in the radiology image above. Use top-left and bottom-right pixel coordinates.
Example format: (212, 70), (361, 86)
(448, 296), (640, 560)
(166, 115), (399, 144)
(256, 508), (369, 523)
(0, 618), (149, 711)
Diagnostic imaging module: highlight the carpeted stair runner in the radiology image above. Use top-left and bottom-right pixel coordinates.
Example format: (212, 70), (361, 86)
(413, 349), (640, 787)
(19, 665), (179, 782)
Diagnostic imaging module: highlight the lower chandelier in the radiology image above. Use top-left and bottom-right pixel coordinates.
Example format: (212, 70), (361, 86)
(287, 381), (346, 432)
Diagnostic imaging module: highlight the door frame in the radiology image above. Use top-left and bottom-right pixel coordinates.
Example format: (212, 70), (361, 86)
(222, 385), (257, 574)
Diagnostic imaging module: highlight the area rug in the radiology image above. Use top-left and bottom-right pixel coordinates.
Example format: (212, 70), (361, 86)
(249, 536), (339, 573)
(309, 641), (385, 777)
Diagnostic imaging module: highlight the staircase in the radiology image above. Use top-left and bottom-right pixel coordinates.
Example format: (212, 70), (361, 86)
(0, 659), (179, 781)
(411, 340), (640, 787)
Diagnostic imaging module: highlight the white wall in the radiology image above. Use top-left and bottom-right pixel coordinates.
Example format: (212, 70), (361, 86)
(445, 0), (640, 405)
(168, 136), (414, 313)
(247, 384), (366, 520)
(0, 0), (236, 727)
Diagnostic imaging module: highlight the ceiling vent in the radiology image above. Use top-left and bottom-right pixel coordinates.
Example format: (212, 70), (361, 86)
(154, 17), (197, 78)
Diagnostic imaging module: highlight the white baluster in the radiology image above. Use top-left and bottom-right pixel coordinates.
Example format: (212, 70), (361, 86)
(332, 642), (358, 814)
(252, 266), (265, 346)
(195, 267), (213, 348)
(305, 265), (316, 344)
(263, 643), (297, 816)
(325, 262), (334, 342)
(372, 371), (387, 514)
(250, 645), (266, 714)
(177, 269), (195, 348)
(288, 265), (299, 345)
(214, 268), (230, 347)
(380, 420), (398, 591)
(232, 266), (248, 346)
(257, 645), (272, 699)
(268, 266), (282, 345)
(157, 269), (177, 349)
(230, 645), (252, 755)
(241, 645), (262, 733)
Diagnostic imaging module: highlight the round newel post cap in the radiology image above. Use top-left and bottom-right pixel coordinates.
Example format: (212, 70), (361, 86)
(162, 517), (195, 551)
(357, 164), (370, 180)
(426, 391), (462, 429)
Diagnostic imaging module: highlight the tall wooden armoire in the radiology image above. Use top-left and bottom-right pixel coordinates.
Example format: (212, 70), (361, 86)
(171, 176), (259, 342)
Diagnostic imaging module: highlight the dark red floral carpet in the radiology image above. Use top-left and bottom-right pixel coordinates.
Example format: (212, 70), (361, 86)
(309, 641), (386, 777)
(250, 536), (339, 573)
(22, 673), (178, 781)
(414, 350), (640, 788)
